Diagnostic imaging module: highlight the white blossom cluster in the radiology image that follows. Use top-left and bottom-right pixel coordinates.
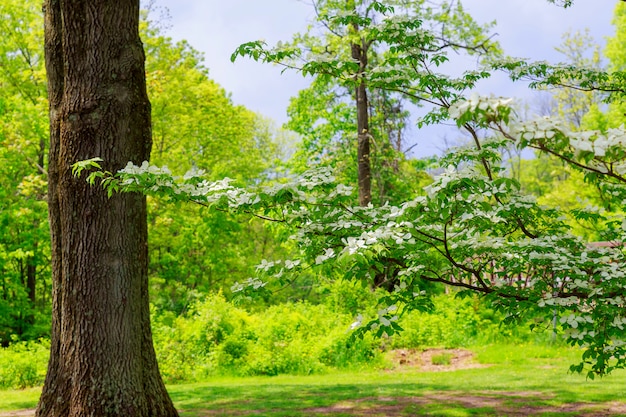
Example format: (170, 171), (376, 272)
(448, 93), (513, 121)
(116, 162), (345, 209)
(451, 95), (626, 174)
(230, 277), (266, 293)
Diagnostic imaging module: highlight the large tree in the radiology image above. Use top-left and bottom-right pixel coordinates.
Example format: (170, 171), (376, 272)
(38, 0), (178, 416)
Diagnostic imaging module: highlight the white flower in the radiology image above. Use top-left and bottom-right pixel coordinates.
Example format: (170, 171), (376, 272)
(285, 259), (301, 270)
(344, 236), (367, 255)
(183, 166), (206, 180)
(315, 248), (335, 264)
(350, 314), (363, 330)
(244, 277), (266, 290)
(256, 259), (275, 272)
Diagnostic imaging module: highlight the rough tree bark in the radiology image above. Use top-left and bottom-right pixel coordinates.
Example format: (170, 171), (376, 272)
(38, 0), (178, 416)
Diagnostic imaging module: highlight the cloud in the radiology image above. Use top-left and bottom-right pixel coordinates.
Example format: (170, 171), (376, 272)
(156, 0), (313, 124)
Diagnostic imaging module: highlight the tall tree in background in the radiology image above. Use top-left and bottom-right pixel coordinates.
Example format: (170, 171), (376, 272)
(348, 0), (373, 206)
(234, 0), (497, 207)
(550, 29), (603, 128)
(39, 0), (177, 415)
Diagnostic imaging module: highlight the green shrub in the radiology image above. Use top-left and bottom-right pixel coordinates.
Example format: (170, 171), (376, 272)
(0, 339), (49, 389)
(151, 293), (385, 382)
(230, 302), (383, 376)
(0, 292), (561, 389)
(316, 279), (381, 316)
(151, 291), (556, 384)
(151, 292), (251, 382)
(390, 295), (477, 348)
(389, 293), (555, 350)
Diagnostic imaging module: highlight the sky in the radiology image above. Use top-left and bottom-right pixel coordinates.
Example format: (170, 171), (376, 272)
(154, 0), (618, 157)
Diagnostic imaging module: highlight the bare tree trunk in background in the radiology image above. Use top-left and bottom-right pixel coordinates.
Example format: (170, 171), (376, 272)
(350, 14), (372, 207)
(38, 0), (178, 415)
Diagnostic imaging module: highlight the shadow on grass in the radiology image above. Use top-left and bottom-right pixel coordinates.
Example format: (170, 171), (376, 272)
(169, 366), (626, 417)
(3, 354), (626, 417)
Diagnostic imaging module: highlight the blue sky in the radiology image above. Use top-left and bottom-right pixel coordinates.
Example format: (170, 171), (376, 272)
(154, 0), (617, 156)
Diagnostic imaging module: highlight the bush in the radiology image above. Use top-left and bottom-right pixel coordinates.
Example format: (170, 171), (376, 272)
(0, 292), (558, 388)
(316, 278), (381, 316)
(389, 294), (483, 348)
(390, 293), (554, 349)
(0, 339), (49, 389)
(151, 291), (559, 383)
(240, 303), (384, 375)
(151, 293), (385, 382)
(151, 293), (251, 382)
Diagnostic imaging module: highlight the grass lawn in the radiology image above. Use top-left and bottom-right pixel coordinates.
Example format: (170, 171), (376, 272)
(2, 343), (626, 416)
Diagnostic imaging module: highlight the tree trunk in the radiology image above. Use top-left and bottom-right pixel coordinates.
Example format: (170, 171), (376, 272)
(355, 78), (371, 207)
(38, 1), (178, 416)
(351, 36), (372, 207)
(26, 254), (36, 305)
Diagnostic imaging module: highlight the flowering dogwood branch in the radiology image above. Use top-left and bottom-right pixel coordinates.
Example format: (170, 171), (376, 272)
(74, 123), (626, 378)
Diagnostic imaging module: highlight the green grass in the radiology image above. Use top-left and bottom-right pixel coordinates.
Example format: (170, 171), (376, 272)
(0, 387), (41, 412)
(2, 344), (626, 416)
(431, 352), (453, 365)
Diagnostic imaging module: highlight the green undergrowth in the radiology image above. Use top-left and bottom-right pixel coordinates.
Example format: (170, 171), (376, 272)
(150, 292), (386, 382)
(0, 339), (49, 389)
(0, 289), (562, 389)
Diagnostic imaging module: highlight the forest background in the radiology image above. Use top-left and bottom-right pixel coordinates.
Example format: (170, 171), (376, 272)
(1, 0), (625, 389)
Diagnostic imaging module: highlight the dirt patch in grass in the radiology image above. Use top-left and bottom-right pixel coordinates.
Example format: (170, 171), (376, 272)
(390, 347), (487, 372)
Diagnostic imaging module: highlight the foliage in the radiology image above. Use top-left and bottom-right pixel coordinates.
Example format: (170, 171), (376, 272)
(0, 339), (49, 389)
(1, 0), (297, 342)
(140, 13), (291, 312)
(142, 15), (280, 180)
(0, 0), (293, 341)
(0, 290), (560, 390)
(151, 292), (385, 383)
(548, 29), (604, 129)
(3, 0), (626, 394)
(514, 155), (607, 240)
(315, 278), (383, 316)
(0, 0), (51, 344)
(389, 294), (546, 349)
(581, 3), (626, 134)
